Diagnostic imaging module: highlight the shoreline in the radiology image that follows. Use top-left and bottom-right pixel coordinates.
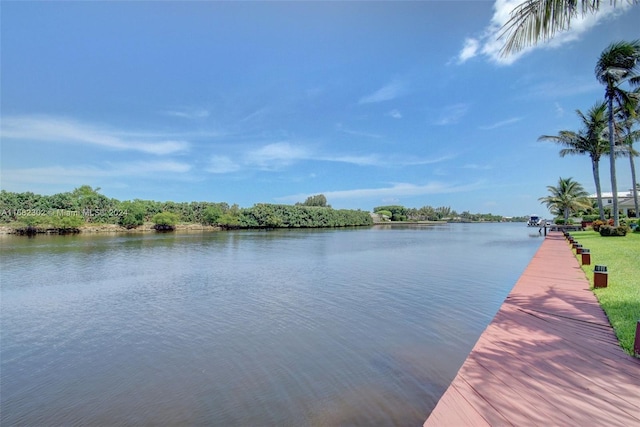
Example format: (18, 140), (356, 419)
(372, 220), (448, 225)
(0, 223), (222, 235)
(0, 220), (526, 235)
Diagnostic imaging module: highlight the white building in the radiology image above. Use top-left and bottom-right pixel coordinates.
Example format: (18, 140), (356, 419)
(588, 187), (639, 218)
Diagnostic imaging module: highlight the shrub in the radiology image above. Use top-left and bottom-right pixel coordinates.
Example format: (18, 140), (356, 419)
(152, 212), (179, 230)
(373, 205), (407, 221)
(376, 210), (393, 219)
(118, 201), (145, 229)
(119, 211), (144, 229)
(54, 215), (84, 231)
(202, 205), (223, 225)
(599, 225), (629, 237)
(554, 218), (575, 225)
(581, 214), (600, 222)
(218, 213), (241, 228)
(592, 220), (605, 232)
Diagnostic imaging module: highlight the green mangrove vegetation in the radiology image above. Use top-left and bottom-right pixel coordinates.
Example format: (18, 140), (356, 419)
(0, 186), (372, 232)
(372, 205), (524, 222)
(0, 185), (530, 235)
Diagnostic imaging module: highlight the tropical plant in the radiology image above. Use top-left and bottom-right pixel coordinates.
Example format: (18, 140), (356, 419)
(297, 194), (329, 207)
(202, 205), (223, 225)
(118, 201), (146, 229)
(376, 210), (393, 219)
(435, 206), (455, 220)
(539, 101), (610, 220)
(152, 212), (180, 228)
(599, 224), (630, 236)
(52, 214), (84, 232)
(595, 40), (640, 226)
(539, 177), (591, 222)
(373, 205), (408, 221)
(499, 0), (636, 56)
(615, 89), (640, 217)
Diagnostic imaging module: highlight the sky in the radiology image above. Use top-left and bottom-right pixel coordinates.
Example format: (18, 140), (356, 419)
(1, 1), (639, 217)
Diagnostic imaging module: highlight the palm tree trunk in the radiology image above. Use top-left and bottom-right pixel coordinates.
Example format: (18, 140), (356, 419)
(631, 153), (639, 218)
(608, 95), (619, 226)
(592, 158), (605, 220)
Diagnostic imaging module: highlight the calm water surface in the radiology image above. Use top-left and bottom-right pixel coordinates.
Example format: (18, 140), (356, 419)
(1, 223), (543, 426)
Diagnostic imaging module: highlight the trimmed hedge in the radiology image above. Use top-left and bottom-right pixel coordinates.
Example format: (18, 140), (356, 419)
(598, 225), (629, 236)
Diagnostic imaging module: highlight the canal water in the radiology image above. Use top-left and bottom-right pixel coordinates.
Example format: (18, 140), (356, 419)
(0, 223), (543, 426)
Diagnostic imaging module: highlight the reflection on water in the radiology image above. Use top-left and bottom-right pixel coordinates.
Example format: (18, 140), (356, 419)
(0, 223), (542, 426)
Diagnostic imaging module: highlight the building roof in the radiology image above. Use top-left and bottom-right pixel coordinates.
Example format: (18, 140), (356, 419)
(588, 189), (638, 199)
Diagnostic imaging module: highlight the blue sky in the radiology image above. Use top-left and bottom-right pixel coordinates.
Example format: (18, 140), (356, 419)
(1, 1), (638, 216)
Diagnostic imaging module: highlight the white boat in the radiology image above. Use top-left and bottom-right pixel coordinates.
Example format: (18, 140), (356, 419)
(527, 215), (541, 227)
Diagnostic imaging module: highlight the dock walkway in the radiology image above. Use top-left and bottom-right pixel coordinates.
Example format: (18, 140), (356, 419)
(425, 232), (640, 426)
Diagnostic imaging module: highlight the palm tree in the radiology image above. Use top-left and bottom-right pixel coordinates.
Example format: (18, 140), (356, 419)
(595, 40), (640, 226)
(539, 177), (591, 222)
(499, 1), (636, 56)
(539, 101), (609, 220)
(616, 89), (640, 217)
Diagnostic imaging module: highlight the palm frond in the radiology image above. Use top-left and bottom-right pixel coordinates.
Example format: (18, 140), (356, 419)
(500, 0), (600, 56)
(595, 39), (640, 85)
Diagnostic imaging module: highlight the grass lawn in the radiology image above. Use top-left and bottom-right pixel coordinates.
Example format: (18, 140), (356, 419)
(569, 230), (640, 356)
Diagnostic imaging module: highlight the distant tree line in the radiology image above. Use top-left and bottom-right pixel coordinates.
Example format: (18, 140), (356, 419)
(373, 205), (521, 222)
(0, 187), (372, 231)
(242, 203), (370, 228)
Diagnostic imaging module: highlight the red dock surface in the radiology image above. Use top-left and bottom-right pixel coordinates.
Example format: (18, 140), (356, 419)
(424, 232), (640, 426)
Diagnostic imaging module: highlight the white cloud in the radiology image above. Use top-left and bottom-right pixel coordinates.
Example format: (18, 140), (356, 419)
(321, 154), (384, 166)
(402, 154), (458, 166)
(463, 163), (493, 170)
(433, 103), (470, 125)
(523, 79), (599, 99)
(320, 153), (454, 167)
(458, 38), (480, 64)
(278, 181), (484, 203)
(239, 107), (270, 123)
(203, 141), (453, 174)
(164, 108), (210, 119)
(206, 155), (241, 174)
(358, 79), (406, 104)
(388, 109), (402, 119)
(478, 116), (522, 130)
(336, 123), (383, 138)
(244, 142), (311, 170)
(457, 0), (633, 65)
(1, 161), (192, 186)
(243, 142), (388, 169)
(1, 115), (189, 155)
(555, 102), (565, 117)
(111, 161), (192, 174)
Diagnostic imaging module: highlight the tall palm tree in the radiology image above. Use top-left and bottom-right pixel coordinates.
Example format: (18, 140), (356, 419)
(539, 177), (592, 222)
(538, 101), (609, 220)
(616, 89), (640, 217)
(595, 40), (640, 226)
(499, 1), (636, 56)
